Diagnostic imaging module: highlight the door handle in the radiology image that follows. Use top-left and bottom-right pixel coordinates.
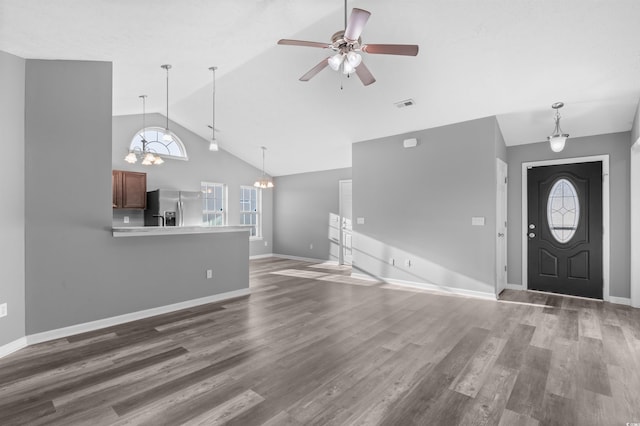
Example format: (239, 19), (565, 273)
(498, 233), (505, 237)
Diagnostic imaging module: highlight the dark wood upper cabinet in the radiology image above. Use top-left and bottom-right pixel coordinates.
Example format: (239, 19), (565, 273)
(112, 170), (147, 209)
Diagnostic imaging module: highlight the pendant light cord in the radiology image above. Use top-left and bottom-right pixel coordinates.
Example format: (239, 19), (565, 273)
(344, 0), (347, 30)
(139, 94), (147, 151)
(210, 66), (217, 140)
(161, 64), (172, 132)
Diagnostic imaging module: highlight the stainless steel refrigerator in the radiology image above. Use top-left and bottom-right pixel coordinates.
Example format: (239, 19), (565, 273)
(144, 189), (203, 227)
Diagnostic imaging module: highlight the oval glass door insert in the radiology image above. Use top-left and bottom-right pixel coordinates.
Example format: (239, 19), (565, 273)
(547, 178), (580, 243)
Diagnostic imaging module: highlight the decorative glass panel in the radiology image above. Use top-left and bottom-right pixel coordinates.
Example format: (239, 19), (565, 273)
(547, 178), (580, 243)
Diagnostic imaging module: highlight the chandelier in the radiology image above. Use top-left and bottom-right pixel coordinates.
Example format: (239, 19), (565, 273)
(254, 147), (274, 188)
(124, 95), (164, 165)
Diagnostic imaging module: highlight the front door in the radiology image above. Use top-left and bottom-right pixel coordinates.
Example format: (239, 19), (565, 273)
(527, 161), (603, 299)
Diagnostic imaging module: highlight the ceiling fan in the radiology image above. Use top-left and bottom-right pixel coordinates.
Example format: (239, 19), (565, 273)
(278, 2), (419, 86)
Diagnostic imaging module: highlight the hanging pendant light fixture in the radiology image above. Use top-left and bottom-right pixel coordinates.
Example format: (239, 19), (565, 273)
(208, 66), (219, 152)
(254, 146), (274, 189)
(547, 102), (569, 153)
(161, 64), (173, 142)
(124, 95), (164, 165)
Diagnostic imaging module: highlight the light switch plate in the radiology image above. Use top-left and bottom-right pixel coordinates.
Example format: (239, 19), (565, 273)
(472, 217), (486, 226)
(0, 303), (7, 318)
(356, 217), (365, 225)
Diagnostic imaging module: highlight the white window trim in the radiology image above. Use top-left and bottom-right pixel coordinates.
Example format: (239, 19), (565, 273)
(201, 182), (227, 227)
(240, 185), (262, 240)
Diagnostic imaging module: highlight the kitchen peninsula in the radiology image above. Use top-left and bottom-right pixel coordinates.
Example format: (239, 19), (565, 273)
(112, 225), (251, 237)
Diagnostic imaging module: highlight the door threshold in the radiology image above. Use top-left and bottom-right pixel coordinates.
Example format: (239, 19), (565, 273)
(526, 289), (603, 302)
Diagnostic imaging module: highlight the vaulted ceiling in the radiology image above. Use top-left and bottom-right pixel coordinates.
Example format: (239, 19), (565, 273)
(2, 0), (639, 175)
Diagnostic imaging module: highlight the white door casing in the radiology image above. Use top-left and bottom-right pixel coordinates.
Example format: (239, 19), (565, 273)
(339, 180), (353, 265)
(496, 159), (508, 296)
(521, 155), (610, 301)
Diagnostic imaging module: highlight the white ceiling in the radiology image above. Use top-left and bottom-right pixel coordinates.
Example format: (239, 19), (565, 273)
(2, 0), (639, 176)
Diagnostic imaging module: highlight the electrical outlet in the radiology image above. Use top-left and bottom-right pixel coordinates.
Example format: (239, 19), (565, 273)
(264, 241), (268, 247)
(309, 243), (313, 250)
(0, 303), (7, 318)
(206, 269), (213, 279)
(123, 216), (130, 224)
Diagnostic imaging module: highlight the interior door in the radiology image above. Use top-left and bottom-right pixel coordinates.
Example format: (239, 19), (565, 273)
(527, 161), (603, 299)
(339, 180), (353, 265)
(496, 159), (508, 295)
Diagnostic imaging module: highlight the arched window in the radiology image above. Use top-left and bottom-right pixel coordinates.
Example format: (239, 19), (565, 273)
(130, 127), (188, 160)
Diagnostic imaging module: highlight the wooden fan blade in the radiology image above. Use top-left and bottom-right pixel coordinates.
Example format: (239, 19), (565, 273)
(355, 62), (376, 86)
(362, 44), (419, 56)
(300, 58), (330, 81)
(344, 8), (371, 42)
(278, 39), (330, 49)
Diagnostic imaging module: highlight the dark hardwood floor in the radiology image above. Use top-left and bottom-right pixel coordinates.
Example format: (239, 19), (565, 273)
(1, 257), (639, 425)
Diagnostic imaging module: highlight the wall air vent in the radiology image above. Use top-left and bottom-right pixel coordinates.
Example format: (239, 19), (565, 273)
(394, 99), (415, 109)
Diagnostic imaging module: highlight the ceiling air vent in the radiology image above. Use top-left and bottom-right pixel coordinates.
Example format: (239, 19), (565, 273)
(394, 98), (415, 109)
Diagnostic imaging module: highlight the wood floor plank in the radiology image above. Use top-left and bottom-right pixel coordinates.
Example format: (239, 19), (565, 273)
(504, 345), (552, 420)
(0, 258), (638, 425)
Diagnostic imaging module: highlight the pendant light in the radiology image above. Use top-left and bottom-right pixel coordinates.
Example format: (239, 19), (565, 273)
(254, 146), (274, 189)
(547, 102), (569, 153)
(161, 64), (173, 142)
(208, 66), (219, 151)
(124, 95), (164, 165)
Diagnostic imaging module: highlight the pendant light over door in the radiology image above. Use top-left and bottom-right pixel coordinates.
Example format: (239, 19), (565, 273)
(547, 102), (569, 153)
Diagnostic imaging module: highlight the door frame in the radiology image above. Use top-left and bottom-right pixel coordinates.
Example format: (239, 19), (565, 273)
(631, 139), (640, 308)
(338, 179), (352, 266)
(521, 155), (610, 301)
(496, 158), (508, 296)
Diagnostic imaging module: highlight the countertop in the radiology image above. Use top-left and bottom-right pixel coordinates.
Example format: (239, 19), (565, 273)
(112, 225), (252, 238)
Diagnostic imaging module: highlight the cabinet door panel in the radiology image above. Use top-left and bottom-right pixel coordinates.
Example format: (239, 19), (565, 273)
(121, 171), (147, 209)
(112, 171), (122, 208)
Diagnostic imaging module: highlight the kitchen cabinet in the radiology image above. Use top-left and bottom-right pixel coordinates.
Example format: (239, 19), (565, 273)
(112, 170), (147, 209)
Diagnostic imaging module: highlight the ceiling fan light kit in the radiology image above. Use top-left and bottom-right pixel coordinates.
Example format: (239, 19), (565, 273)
(547, 102), (569, 153)
(277, 3), (418, 86)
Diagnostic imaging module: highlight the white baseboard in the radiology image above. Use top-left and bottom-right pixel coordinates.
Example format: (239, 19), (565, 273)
(608, 296), (632, 306)
(0, 337), (28, 359)
(350, 272), (496, 301)
(250, 253), (274, 260)
(272, 253), (338, 265)
(26, 288), (251, 346)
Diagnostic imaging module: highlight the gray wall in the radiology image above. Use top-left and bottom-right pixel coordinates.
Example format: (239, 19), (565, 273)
(273, 168), (352, 260)
(506, 132), (631, 298)
(25, 59), (249, 335)
(0, 51), (26, 347)
(352, 117), (501, 295)
(112, 113), (272, 257)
